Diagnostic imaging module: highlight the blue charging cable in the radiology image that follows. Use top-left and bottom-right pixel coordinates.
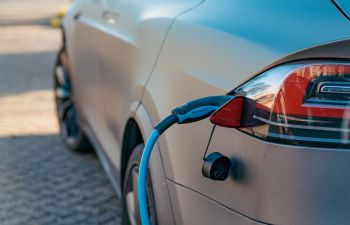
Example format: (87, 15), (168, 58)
(138, 95), (233, 225)
(138, 129), (159, 225)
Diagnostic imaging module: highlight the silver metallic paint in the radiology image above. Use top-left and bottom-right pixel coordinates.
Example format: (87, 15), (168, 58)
(63, 0), (350, 224)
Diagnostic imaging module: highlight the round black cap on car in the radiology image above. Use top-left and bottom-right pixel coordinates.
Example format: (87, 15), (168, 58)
(202, 152), (231, 181)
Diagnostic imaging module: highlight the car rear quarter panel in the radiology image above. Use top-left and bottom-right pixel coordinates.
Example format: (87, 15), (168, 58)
(207, 127), (350, 225)
(143, 0), (350, 224)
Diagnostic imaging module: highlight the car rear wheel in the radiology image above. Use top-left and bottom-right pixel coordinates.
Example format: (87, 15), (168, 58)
(54, 47), (92, 153)
(122, 144), (158, 225)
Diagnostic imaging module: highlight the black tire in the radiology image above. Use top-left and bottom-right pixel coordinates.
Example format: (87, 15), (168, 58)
(122, 144), (158, 225)
(54, 47), (93, 153)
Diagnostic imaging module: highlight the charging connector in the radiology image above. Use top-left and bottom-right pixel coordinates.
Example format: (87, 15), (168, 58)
(138, 95), (233, 225)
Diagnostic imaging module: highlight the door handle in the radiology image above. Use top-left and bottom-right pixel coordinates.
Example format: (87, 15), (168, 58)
(102, 11), (120, 24)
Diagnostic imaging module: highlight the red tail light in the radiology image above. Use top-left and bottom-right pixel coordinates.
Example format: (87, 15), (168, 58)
(211, 62), (350, 148)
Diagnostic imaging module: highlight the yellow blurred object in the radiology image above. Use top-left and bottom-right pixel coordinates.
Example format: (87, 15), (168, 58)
(57, 5), (69, 17)
(50, 17), (61, 28)
(50, 4), (69, 28)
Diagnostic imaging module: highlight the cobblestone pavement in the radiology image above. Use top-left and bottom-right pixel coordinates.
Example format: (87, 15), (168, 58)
(0, 1), (121, 224)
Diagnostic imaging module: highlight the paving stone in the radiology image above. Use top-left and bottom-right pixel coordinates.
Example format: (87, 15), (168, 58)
(0, 0), (123, 224)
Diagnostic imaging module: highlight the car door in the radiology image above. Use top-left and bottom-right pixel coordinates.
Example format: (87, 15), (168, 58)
(64, 0), (106, 141)
(96, 0), (205, 169)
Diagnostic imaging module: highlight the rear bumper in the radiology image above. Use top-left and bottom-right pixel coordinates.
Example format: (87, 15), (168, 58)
(167, 179), (268, 225)
(254, 140), (350, 225)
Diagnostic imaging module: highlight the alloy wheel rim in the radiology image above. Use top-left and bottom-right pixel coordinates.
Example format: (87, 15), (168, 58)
(54, 63), (79, 144)
(125, 166), (140, 225)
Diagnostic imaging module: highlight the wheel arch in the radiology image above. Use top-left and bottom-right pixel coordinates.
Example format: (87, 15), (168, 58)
(121, 102), (176, 225)
(121, 117), (144, 186)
